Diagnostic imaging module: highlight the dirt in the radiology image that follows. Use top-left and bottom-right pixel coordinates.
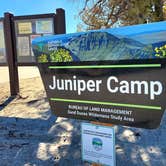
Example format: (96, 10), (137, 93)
(0, 77), (165, 166)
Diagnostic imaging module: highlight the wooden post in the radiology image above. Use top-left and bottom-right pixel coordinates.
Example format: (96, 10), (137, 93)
(91, 121), (114, 127)
(92, 164), (102, 166)
(55, 8), (66, 34)
(4, 12), (19, 96)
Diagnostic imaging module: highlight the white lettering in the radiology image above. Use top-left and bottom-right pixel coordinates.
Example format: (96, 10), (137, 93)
(49, 76), (56, 90)
(150, 81), (163, 100)
(107, 76), (118, 93)
(77, 80), (86, 95)
(119, 80), (129, 94)
(49, 75), (163, 100)
(130, 81), (148, 94)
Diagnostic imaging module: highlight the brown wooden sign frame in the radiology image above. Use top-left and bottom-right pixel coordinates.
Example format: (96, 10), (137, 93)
(0, 8), (66, 96)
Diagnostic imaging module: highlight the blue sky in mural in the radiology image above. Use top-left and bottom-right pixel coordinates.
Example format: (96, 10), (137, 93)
(0, 0), (82, 33)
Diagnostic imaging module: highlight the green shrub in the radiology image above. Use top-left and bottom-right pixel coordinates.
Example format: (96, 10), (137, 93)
(155, 45), (166, 57)
(37, 54), (48, 63)
(50, 48), (73, 62)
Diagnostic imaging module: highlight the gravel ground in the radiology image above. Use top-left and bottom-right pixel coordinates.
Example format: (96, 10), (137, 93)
(0, 77), (165, 166)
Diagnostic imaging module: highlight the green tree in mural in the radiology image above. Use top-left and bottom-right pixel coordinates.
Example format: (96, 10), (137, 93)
(50, 48), (73, 62)
(37, 54), (48, 63)
(155, 44), (166, 57)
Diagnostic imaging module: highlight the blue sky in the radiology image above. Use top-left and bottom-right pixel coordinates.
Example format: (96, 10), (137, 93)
(0, 0), (83, 33)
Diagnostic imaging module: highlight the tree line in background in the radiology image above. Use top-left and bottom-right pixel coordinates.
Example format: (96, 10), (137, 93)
(77, 0), (166, 31)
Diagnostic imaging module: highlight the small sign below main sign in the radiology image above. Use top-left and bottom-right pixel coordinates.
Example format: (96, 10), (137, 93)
(81, 123), (115, 166)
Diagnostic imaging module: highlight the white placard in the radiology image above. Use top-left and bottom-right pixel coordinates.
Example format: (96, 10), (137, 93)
(36, 20), (53, 34)
(17, 36), (30, 56)
(81, 123), (115, 166)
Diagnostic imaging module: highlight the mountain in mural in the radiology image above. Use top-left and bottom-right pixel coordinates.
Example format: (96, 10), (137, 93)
(66, 32), (154, 61)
